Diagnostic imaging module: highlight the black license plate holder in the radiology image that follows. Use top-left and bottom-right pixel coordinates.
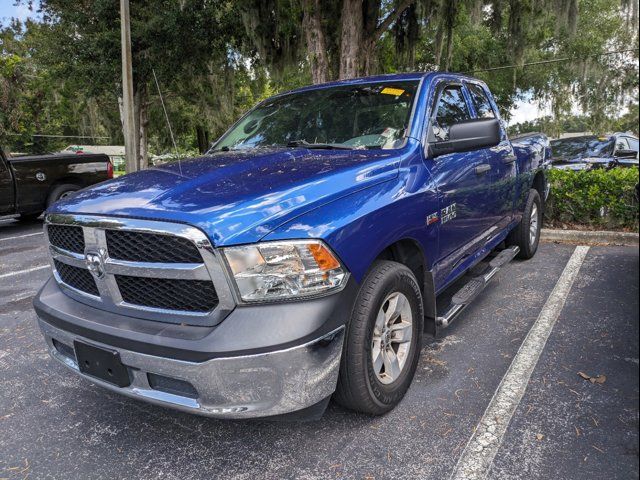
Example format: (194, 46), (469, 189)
(74, 341), (131, 388)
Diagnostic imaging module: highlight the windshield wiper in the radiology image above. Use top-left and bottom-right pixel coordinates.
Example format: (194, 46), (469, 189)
(285, 140), (353, 150)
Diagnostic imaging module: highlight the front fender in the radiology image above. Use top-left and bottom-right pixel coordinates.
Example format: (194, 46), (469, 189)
(263, 167), (439, 286)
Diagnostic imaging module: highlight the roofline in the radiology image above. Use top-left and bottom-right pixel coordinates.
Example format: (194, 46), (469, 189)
(272, 72), (431, 99)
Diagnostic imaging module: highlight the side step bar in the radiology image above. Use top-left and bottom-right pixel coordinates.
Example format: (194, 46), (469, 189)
(436, 246), (520, 329)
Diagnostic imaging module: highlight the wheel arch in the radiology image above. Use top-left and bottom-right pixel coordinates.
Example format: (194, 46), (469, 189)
(531, 170), (546, 210)
(45, 177), (84, 207)
(373, 238), (437, 335)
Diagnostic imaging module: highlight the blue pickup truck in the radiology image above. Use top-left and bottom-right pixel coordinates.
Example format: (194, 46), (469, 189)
(34, 73), (550, 419)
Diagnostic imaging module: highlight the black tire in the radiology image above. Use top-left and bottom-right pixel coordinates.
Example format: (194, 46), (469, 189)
(46, 183), (80, 207)
(507, 189), (541, 259)
(334, 260), (424, 415)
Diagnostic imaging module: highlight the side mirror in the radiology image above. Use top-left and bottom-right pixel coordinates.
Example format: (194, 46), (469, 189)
(430, 118), (501, 158)
(615, 149), (638, 159)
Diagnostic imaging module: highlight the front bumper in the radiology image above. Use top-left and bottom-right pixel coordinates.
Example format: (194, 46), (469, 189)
(35, 276), (357, 419)
(39, 319), (344, 419)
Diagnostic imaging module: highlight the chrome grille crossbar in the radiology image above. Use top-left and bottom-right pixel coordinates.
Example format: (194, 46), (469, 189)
(44, 213), (236, 327)
(51, 247), (210, 281)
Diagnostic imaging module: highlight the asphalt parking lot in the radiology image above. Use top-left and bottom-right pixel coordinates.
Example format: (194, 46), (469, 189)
(1, 218), (638, 480)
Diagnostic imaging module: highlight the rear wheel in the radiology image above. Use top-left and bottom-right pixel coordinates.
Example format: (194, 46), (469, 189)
(334, 260), (423, 415)
(507, 189), (541, 259)
(46, 183), (80, 207)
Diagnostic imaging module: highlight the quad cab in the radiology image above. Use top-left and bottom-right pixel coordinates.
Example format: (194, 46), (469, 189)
(34, 73), (550, 419)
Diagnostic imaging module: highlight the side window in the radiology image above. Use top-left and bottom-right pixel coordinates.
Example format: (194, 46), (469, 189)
(467, 83), (496, 119)
(615, 137), (629, 152)
(625, 137), (638, 151)
(431, 86), (472, 142)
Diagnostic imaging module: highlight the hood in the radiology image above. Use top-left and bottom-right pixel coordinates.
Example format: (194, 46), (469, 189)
(49, 146), (404, 245)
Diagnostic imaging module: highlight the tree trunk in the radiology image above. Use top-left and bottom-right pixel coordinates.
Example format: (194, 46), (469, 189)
(338, 0), (417, 79)
(134, 83), (149, 170)
(339, 0), (364, 79)
(196, 126), (210, 153)
(302, 0), (330, 83)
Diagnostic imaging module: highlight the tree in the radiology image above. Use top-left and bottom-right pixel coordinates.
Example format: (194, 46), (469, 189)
(2, 0), (637, 162)
(28, 0), (246, 169)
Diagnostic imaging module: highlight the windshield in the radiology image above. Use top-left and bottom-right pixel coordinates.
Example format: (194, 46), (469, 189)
(551, 136), (614, 159)
(211, 81), (420, 151)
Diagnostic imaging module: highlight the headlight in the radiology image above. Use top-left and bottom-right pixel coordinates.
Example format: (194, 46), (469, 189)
(222, 240), (347, 302)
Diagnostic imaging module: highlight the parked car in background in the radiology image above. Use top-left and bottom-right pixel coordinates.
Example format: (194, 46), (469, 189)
(550, 133), (639, 170)
(34, 73), (550, 419)
(0, 149), (113, 221)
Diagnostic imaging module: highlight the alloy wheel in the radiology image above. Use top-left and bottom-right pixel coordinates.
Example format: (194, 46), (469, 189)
(371, 292), (413, 385)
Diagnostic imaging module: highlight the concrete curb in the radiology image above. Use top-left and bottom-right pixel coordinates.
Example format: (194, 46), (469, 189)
(541, 228), (639, 246)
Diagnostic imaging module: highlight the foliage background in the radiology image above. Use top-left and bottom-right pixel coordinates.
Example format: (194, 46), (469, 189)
(545, 168), (639, 230)
(1, 0), (638, 157)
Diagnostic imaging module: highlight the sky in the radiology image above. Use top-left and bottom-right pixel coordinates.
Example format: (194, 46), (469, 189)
(0, 1), (556, 126)
(508, 99), (550, 125)
(0, 1), (40, 25)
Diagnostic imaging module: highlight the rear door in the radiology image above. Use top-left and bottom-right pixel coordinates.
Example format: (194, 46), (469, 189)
(424, 82), (496, 271)
(466, 81), (517, 230)
(0, 151), (15, 215)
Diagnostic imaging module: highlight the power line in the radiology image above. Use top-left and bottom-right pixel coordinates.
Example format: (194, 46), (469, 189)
(5, 134), (110, 139)
(464, 48), (639, 74)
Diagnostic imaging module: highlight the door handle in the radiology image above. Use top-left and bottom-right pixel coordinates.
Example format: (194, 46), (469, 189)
(503, 154), (517, 164)
(475, 164), (492, 175)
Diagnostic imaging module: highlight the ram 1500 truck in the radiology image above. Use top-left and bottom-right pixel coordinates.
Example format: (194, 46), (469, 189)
(1, 149), (113, 220)
(33, 73), (550, 419)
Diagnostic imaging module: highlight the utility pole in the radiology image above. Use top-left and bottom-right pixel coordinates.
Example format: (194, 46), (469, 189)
(120, 0), (137, 173)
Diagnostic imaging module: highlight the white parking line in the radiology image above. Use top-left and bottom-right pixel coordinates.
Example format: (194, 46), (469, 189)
(0, 231), (43, 242)
(7, 291), (37, 302)
(0, 265), (49, 279)
(449, 245), (590, 480)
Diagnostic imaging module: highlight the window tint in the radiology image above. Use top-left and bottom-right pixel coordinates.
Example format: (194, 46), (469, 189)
(551, 136), (614, 158)
(625, 137), (638, 151)
(431, 86), (472, 142)
(615, 137), (629, 151)
(212, 81), (419, 151)
(467, 83), (495, 119)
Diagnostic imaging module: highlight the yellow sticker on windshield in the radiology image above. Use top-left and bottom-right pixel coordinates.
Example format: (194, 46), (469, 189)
(381, 87), (405, 96)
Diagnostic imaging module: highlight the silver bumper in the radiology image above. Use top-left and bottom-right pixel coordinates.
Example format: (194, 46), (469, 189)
(38, 319), (344, 419)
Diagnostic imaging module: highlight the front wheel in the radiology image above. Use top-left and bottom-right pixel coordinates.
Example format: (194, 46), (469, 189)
(507, 189), (542, 259)
(334, 260), (423, 415)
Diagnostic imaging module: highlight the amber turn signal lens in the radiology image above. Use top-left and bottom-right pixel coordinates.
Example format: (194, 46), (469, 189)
(308, 243), (340, 271)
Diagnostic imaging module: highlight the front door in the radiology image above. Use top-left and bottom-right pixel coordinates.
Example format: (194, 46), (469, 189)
(424, 83), (496, 282)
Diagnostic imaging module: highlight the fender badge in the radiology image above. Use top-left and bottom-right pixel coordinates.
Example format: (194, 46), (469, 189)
(426, 212), (440, 225)
(441, 203), (457, 224)
(36, 172), (46, 182)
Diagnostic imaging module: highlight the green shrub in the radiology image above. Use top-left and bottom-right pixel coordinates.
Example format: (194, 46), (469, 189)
(545, 167), (639, 230)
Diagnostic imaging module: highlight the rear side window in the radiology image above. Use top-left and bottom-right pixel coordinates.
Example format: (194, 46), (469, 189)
(626, 137), (638, 151)
(467, 83), (496, 119)
(431, 86), (472, 142)
(615, 137), (629, 151)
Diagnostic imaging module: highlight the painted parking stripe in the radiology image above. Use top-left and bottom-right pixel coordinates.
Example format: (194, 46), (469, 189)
(449, 245), (590, 480)
(0, 265), (49, 279)
(0, 231), (43, 242)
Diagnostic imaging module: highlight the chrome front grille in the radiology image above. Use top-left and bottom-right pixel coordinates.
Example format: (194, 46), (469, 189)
(105, 230), (203, 263)
(48, 225), (85, 254)
(115, 275), (218, 312)
(53, 259), (99, 296)
(44, 214), (235, 326)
